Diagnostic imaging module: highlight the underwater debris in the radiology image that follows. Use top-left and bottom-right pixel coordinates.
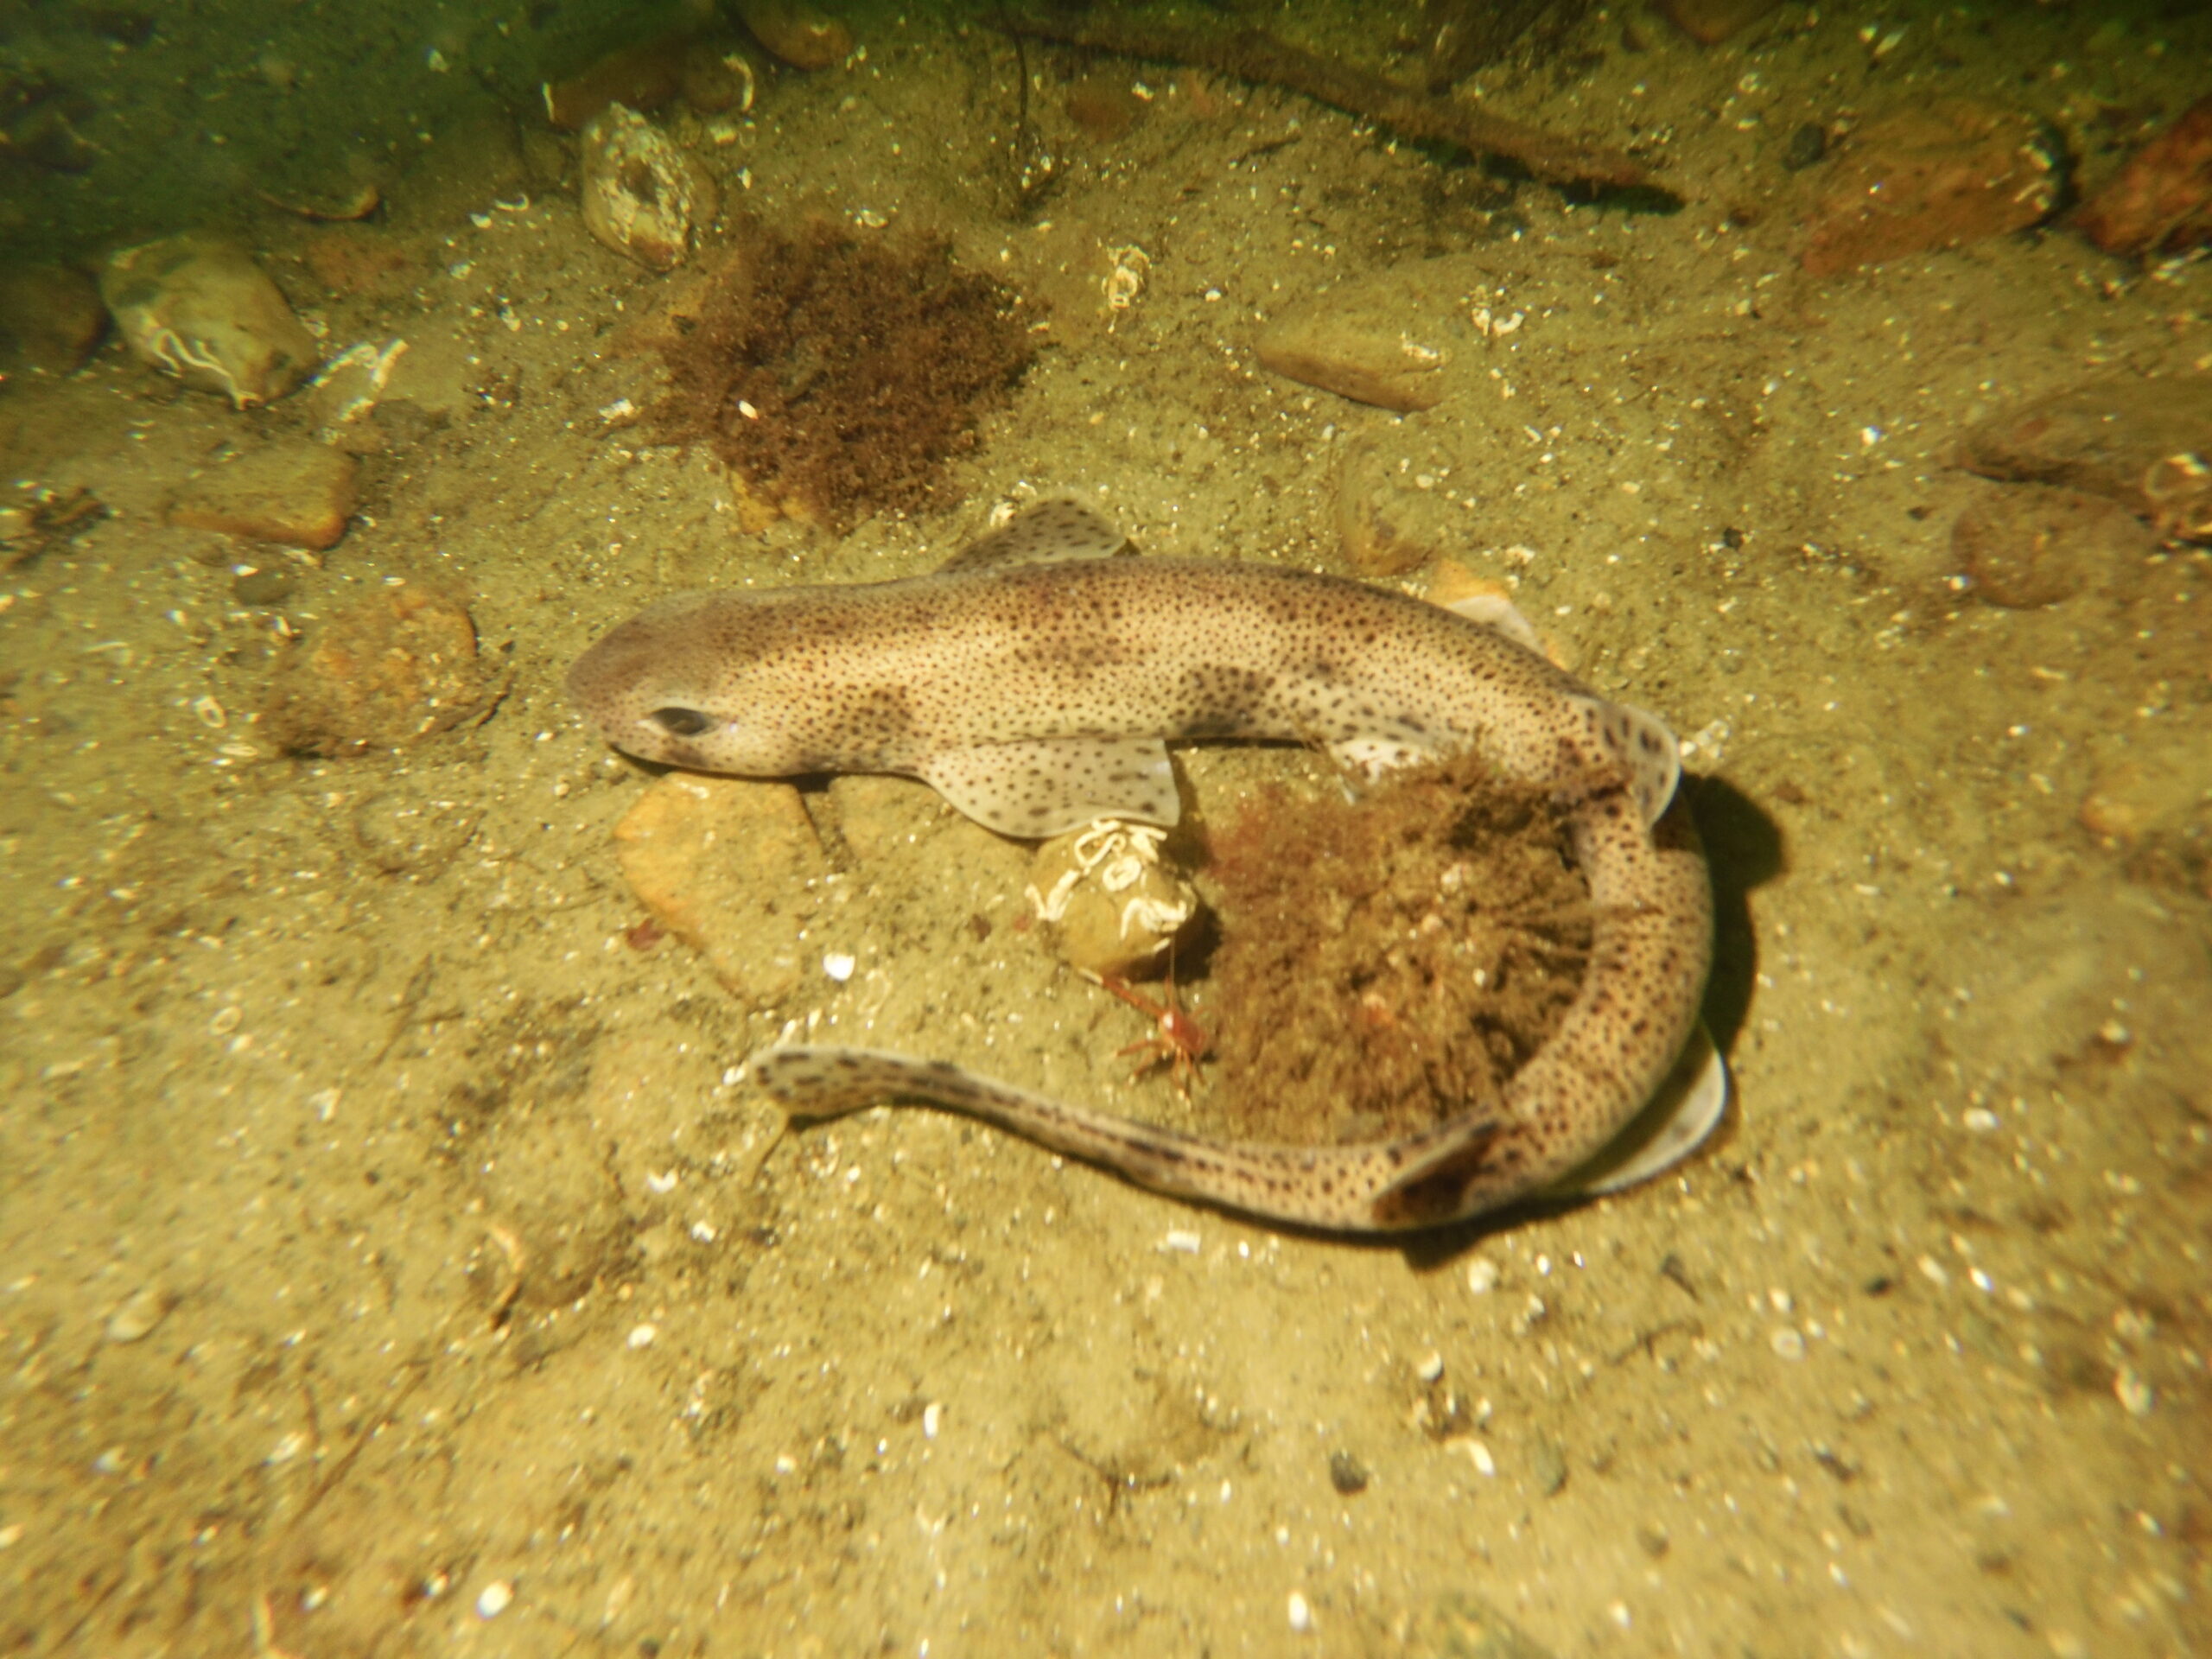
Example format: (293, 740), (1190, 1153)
(1200, 749), (1592, 1146)
(1005, 10), (1654, 190)
(653, 222), (1038, 528)
(0, 482), (107, 571)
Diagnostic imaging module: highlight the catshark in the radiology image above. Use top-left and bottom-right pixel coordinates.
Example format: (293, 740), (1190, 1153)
(569, 500), (1722, 1231)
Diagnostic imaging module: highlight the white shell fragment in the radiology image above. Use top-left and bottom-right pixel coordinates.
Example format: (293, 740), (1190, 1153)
(308, 338), (409, 428)
(99, 232), (321, 409)
(580, 104), (719, 272)
(103, 1285), (168, 1344)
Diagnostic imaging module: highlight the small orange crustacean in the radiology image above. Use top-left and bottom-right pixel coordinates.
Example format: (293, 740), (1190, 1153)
(1084, 967), (1210, 1098)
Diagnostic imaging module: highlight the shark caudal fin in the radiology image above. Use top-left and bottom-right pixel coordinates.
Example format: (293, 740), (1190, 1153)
(1553, 1020), (1728, 1198)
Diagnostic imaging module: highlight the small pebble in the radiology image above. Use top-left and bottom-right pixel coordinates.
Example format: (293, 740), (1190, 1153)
(1531, 1435), (1568, 1497)
(922, 1401), (942, 1440)
(1162, 1229), (1201, 1255)
(1961, 1107), (2000, 1133)
(2113, 1366), (2155, 1417)
(1467, 1440), (1497, 1477)
(1415, 1351), (1445, 1383)
(104, 1285), (168, 1344)
(626, 1323), (658, 1349)
(1327, 1450), (1370, 1495)
(231, 566), (296, 607)
(476, 1580), (513, 1619)
(1771, 1327), (1808, 1361)
(1286, 1591), (1313, 1633)
(823, 952), (856, 982)
(1465, 1257), (1499, 1294)
(1781, 122), (1828, 171)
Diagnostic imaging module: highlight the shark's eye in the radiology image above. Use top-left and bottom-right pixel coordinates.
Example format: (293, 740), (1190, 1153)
(649, 707), (713, 737)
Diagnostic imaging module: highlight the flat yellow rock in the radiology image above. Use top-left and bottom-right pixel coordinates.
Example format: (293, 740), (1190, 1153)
(613, 773), (829, 1010)
(169, 440), (358, 550)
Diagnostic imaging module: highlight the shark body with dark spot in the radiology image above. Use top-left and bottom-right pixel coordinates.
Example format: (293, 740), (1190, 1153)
(568, 502), (1719, 1232)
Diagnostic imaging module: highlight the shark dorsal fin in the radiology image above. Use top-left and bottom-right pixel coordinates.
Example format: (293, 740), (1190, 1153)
(939, 499), (1132, 574)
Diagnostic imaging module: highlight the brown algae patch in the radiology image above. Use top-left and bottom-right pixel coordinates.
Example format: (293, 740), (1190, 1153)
(1198, 750), (1592, 1145)
(653, 221), (1037, 528)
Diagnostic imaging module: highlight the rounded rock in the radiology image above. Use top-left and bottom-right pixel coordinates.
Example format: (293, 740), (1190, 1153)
(580, 104), (718, 272)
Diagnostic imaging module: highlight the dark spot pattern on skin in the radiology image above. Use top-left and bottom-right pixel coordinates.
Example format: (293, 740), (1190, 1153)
(658, 739), (708, 770)
(591, 546), (1712, 1231)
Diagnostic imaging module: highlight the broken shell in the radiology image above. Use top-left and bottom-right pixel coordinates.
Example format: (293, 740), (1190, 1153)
(308, 338), (409, 428)
(1026, 818), (1200, 980)
(579, 104), (719, 272)
(2143, 451), (2212, 542)
(98, 232), (321, 409)
(104, 1284), (170, 1344)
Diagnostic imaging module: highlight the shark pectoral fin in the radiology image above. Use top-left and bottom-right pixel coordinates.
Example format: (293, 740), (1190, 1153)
(1569, 696), (1683, 828)
(1327, 734), (1433, 779)
(1366, 1118), (1508, 1230)
(938, 498), (1133, 572)
(918, 737), (1180, 837)
(1553, 1020), (1729, 1198)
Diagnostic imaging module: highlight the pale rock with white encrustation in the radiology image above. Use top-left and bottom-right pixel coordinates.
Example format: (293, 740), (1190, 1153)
(98, 232), (321, 408)
(580, 103), (720, 272)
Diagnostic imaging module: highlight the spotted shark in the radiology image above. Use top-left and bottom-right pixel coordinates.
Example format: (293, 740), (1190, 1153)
(568, 499), (1724, 1231)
